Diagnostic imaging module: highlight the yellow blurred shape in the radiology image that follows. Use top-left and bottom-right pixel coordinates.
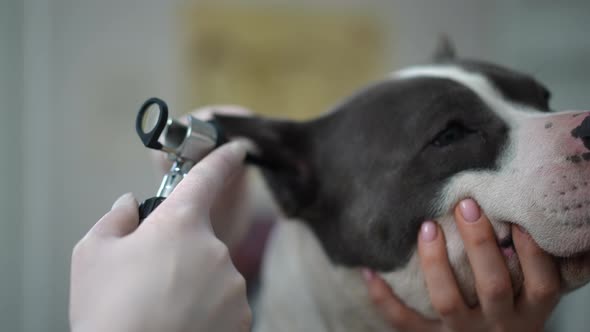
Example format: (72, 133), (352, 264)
(179, 3), (386, 120)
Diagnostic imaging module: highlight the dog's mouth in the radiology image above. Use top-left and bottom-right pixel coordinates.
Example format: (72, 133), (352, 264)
(498, 234), (515, 258)
(497, 229), (590, 260)
(496, 229), (590, 290)
(498, 226), (590, 263)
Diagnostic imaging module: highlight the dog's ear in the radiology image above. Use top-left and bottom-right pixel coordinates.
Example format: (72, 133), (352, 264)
(433, 35), (457, 62)
(213, 114), (315, 216)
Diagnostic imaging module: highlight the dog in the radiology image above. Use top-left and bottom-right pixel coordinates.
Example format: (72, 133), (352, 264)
(215, 39), (590, 331)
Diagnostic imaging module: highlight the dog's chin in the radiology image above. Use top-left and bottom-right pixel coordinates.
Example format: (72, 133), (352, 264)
(519, 217), (590, 290)
(495, 227), (590, 294)
(498, 233), (516, 258)
(504, 228), (590, 291)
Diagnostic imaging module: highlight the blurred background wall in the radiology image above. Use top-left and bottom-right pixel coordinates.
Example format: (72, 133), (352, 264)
(1, 1), (23, 332)
(2, 0), (590, 331)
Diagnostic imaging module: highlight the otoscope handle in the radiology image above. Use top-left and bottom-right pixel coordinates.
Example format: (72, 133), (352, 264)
(138, 196), (166, 223)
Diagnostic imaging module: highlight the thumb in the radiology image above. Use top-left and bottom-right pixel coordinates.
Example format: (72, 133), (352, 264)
(90, 193), (139, 238)
(153, 141), (247, 225)
(363, 268), (437, 331)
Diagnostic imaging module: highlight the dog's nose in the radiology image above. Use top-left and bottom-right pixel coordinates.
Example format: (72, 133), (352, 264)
(572, 115), (590, 150)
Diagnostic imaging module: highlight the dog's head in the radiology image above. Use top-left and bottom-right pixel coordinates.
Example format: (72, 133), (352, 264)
(215, 39), (590, 298)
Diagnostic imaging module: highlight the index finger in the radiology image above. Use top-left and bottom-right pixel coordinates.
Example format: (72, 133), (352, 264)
(455, 199), (514, 319)
(150, 141), (247, 224)
(418, 221), (471, 329)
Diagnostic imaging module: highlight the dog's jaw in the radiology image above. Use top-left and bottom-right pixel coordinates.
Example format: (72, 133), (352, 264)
(379, 213), (525, 313)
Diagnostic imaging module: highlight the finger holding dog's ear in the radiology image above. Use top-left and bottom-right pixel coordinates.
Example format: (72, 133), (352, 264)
(454, 199), (515, 323)
(147, 141), (247, 228)
(512, 224), (561, 320)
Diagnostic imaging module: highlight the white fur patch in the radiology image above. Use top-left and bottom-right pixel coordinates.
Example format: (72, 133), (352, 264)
(391, 65), (542, 124)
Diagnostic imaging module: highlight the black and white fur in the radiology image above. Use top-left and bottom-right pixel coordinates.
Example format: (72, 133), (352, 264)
(215, 40), (590, 331)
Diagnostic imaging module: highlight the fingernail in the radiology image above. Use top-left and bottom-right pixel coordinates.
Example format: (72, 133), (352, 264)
(229, 140), (248, 154)
(111, 193), (135, 210)
(361, 268), (375, 282)
(459, 198), (480, 223)
(420, 221), (438, 242)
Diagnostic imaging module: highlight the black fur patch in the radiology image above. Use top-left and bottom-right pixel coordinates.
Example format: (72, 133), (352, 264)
(571, 115), (590, 151)
(456, 60), (552, 112)
(567, 155), (583, 164)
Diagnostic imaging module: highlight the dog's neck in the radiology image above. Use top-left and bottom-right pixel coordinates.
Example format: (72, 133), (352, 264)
(256, 219), (437, 332)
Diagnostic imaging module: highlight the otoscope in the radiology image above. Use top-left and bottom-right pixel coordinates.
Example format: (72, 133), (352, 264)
(135, 97), (226, 222)
(135, 97), (266, 223)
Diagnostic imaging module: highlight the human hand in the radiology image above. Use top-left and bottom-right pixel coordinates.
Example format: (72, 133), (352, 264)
(363, 198), (561, 332)
(70, 141), (252, 332)
(153, 105), (253, 250)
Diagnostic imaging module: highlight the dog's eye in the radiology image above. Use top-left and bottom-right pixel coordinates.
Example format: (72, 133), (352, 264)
(431, 122), (473, 147)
